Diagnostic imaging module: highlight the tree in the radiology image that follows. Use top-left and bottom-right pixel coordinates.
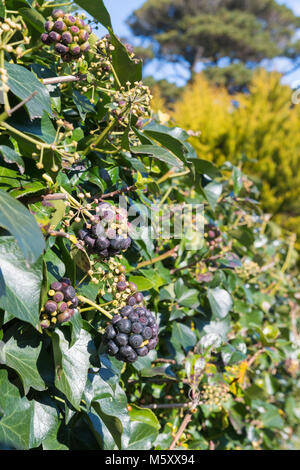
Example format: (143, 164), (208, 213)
(165, 70), (300, 240)
(128, 0), (300, 89)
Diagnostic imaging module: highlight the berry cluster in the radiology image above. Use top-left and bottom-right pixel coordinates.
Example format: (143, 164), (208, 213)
(111, 80), (152, 126)
(41, 9), (91, 62)
(204, 223), (222, 249)
(40, 278), (79, 329)
(199, 383), (230, 411)
(103, 292), (158, 363)
(78, 202), (131, 259)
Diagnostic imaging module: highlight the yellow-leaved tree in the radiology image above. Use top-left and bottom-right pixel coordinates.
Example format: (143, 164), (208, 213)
(157, 70), (300, 239)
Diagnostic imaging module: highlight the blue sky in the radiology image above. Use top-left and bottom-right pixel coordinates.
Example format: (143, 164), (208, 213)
(99, 0), (300, 87)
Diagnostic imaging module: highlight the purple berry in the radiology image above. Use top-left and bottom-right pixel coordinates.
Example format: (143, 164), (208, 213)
(57, 302), (68, 313)
(117, 281), (127, 292)
(132, 322), (143, 334)
(53, 20), (67, 33)
(137, 346), (149, 357)
(128, 312), (139, 323)
(52, 9), (65, 20)
(49, 31), (61, 42)
(135, 292), (143, 303)
(80, 41), (90, 53)
(70, 25), (79, 35)
(61, 31), (73, 44)
(70, 297), (79, 308)
(104, 325), (116, 341)
(70, 44), (81, 56)
(107, 341), (119, 356)
(64, 15), (76, 26)
(115, 333), (128, 346)
(78, 30), (89, 42)
(147, 338), (158, 350)
(53, 291), (64, 303)
(120, 306), (133, 317)
(41, 33), (51, 44)
(143, 327), (153, 340)
(127, 296), (137, 307)
(139, 316), (149, 326)
(45, 300), (57, 313)
(45, 20), (54, 32)
(62, 285), (76, 301)
(129, 334), (143, 349)
(112, 315), (122, 324)
(55, 43), (69, 54)
(51, 281), (62, 291)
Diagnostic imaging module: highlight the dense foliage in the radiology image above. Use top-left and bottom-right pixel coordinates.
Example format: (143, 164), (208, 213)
(0, 0), (299, 451)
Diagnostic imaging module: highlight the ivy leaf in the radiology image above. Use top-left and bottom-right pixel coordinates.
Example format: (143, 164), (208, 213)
(0, 370), (58, 449)
(171, 322), (197, 352)
(130, 144), (184, 168)
(0, 237), (43, 329)
(91, 383), (130, 450)
(108, 29), (142, 87)
(194, 159), (221, 179)
(207, 287), (233, 319)
(0, 189), (45, 264)
(0, 326), (46, 394)
(51, 328), (92, 410)
(75, 0), (112, 29)
(72, 90), (95, 120)
(202, 182), (223, 211)
(128, 275), (154, 291)
(0, 369), (34, 449)
(127, 421), (159, 450)
(143, 122), (190, 167)
(0, 145), (25, 174)
(19, 7), (45, 33)
(5, 62), (52, 119)
(174, 279), (199, 308)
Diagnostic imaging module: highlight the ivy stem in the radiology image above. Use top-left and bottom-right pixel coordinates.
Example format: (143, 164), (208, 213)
(135, 246), (178, 270)
(109, 62), (122, 89)
(157, 169), (190, 185)
(0, 121), (50, 148)
(141, 402), (192, 410)
(42, 74), (87, 85)
(77, 295), (113, 320)
(82, 117), (118, 156)
(60, 187), (94, 220)
(169, 411), (193, 450)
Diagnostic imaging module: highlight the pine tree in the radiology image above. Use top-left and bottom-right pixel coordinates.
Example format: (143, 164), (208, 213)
(128, 0), (299, 89)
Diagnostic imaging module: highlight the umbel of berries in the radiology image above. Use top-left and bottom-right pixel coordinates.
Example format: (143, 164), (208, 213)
(204, 223), (222, 249)
(41, 9), (91, 62)
(78, 202), (131, 259)
(103, 292), (158, 363)
(40, 278), (79, 329)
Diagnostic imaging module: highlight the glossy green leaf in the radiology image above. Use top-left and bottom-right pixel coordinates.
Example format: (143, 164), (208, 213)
(0, 189), (45, 264)
(131, 144), (184, 168)
(0, 145), (25, 174)
(75, 0), (112, 29)
(0, 327), (46, 394)
(207, 287), (232, 319)
(5, 62), (52, 119)
(0, 237), (43, 329)
(109, 29), (142, 86)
